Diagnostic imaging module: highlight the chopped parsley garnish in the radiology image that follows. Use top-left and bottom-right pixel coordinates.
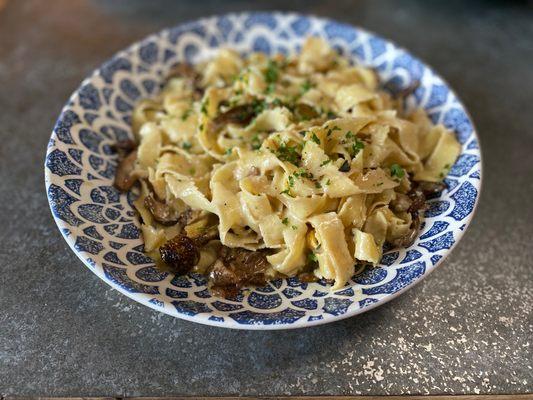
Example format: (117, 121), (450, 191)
(349, 139), (365, 157)
(308, 252), (318, 263)
(326, 125), (341, 137)
(326, 111), (337, 119)
(251, 134), (262, 150)
(325, 178), (331, 186)
(339, 160), (350, 172)
(181, 108), (192, 121)
(225, 147), (233, 156)
(272, 98), (283, 107)
(264, 60), (279, 93)
(311, 133), (321, 145)
(299, 130), (307, 136)
(300, 80), (313, 94)
(314, 181), (322, 189)
(293, 169), (311, 179)
(200, 98), (209, 115)
(320, 158), (331, 167)
(282, 217), (289, 225)
(390, 163), (405, 179)
(291, 225), (298, 230)
(288, 175), (295, 187)
(252, 98), (267, 115)
(280, 188), (294, 197)
(275, 142), (301, 165)
(182, 141), (192, 151)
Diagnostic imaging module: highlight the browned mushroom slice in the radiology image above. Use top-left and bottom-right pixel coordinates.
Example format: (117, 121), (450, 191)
(390, 193), (412, 213)
(111, 139), (137, 155)
(298, 272), (319, 283)
(176, 208), (202, 228)
(416, 181), (446, 198)
(208, 247), (271, 298)
(114, 150), (138, 192)
(144, 193), (180, 226)
(159, 235), (200, 275)
(165, 62), (203, 98)
(211, 104), (256, 130)
(388, 213), (421, 248)
(294, 103), (319, 121)
(408, 186), (427, 215)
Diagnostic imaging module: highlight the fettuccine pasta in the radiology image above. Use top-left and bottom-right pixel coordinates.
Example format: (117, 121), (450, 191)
(114, 37), (460, 296)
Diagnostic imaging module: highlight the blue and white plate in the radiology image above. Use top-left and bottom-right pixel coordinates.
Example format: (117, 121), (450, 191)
(44, 12), (482, 329)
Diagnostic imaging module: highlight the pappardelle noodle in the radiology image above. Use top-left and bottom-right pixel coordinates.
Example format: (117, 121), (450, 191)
(114, 37), (460, 297)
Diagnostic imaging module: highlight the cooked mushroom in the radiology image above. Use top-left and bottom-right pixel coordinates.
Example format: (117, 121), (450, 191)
(390, 193), (412, 213)
(212, 104), (256, 130)
(159, 235), (200, 275)
(294, 103), (319, 121)
(166, 62), (203, 98)
(113, 150), (138, 192)
(144, 193), (180, 226)
(417, 181), (446, 198)
(111, 139), (137, 155)
(208, 247), (271, 298)
(388, 181), (440, 248)
(388, 213), (421, 248)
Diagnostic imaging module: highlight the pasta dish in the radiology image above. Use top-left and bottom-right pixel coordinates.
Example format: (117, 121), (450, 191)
(114, 37), (460, 297)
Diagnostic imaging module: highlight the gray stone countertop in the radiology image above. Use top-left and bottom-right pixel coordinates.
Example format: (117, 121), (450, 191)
(0, 0), (531, 396)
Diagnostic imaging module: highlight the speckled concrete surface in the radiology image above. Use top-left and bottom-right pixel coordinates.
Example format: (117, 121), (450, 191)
(0, 0), (532, 396)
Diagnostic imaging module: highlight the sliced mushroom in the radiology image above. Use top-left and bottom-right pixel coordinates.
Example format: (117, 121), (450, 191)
(159, 235), (200, 275)
(294, 103), (319, 121)
(390, 193), (412, 213)
(111, 139), (137, 155)
(208, 247), (271, 298)
(417, 181), (446, 198)
(144, 193), (180, 226)
(298, 272), (318, 283)
(166, 62), (203, 98)
(212, 104), (256, 130)
(388, 214), (421, 248)
(114, 150), (138, 192)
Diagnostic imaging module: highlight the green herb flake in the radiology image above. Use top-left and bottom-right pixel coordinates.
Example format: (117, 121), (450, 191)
(275, 142), (301, 165)
(311, 133), (321, 145)
(390, 163), (405, 179)
(350, 139), (365, 157)
(265, 60), (279, 82)
(308, 252), (318, 263)
(200, 98), (209, 115)
(320, 158), (331, 167)
(314, 181), (322, 189)
(181, 108), (192, 121)
(325, 178), (331, 186)
(251, 134), (262, 150)
(300, 80), (313, 94)
(291, 225), (298, 230)
(225, 147), (233, 156)
(288, 175), (295, 187)
(182, 141), (192, 151)
(188, 167), (196, 175)
(280, 188), (294, 197)
(282, 217), (289, 225)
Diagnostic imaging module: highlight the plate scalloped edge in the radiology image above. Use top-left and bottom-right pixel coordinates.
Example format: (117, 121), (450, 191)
(44, 11), (482, 330)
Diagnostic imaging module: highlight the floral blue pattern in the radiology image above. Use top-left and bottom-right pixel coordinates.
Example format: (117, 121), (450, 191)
(44, 12), (482, 329)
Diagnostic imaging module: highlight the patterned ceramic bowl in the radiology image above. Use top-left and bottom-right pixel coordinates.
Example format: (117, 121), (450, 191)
(45, 12), (482, 329)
